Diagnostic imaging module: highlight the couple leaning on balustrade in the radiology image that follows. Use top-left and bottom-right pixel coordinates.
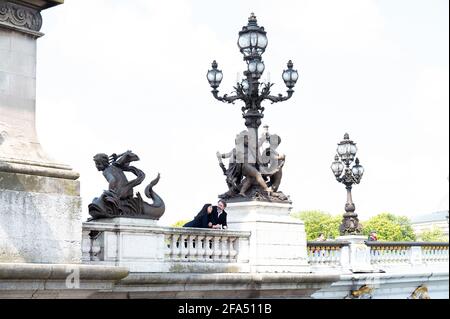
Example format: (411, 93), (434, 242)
(183, 200), (228, 230)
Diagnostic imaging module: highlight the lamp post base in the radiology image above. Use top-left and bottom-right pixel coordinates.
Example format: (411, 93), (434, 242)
(339, 212), (363, 236)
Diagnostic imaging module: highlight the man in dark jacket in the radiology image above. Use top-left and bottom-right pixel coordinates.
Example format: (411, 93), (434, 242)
(210, 200), (228, 230)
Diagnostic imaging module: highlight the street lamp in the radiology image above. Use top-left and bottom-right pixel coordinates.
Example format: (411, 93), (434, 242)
(331, 133), (364, 236)
(206, 13), (299, 130)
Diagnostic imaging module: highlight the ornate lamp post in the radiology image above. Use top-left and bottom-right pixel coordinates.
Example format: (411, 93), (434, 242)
(331, 133), (365, 236)
(206, 13), (298, 131)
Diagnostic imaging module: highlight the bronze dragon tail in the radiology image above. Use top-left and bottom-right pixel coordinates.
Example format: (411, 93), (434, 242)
(143, 173), (165, 220)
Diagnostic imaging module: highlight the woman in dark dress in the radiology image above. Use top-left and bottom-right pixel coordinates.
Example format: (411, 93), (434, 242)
(183, 203), (213, 228)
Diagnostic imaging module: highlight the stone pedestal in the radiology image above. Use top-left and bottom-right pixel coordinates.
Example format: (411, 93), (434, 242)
(337, 235), (375, 272)
(82, 218), (165, 272)
(0, 0), (82, 264)
(226, 201), (310, 273)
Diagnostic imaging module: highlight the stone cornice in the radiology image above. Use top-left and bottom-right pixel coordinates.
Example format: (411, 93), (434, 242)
(0, 0), (42, 33)
(11, 0), (63, 10)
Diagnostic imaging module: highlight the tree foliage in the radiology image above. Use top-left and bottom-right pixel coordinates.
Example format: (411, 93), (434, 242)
(420, 226), (448, 242)
(171, 220), (189, 228)
(293, 211), (418, 242)
(361, 213), (416, 241)
(292, 210), (341, 240)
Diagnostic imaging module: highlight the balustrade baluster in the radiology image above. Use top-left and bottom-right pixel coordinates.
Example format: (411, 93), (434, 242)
(187, 235), (196, 261)
(196, 235), (205, 262)
(204, 236), (213, 261)
(164, 234), (172, 259)
(171, 234), (180, 261)
(213, 237), (221, 261)
(229, 237), (237, 261)
(180, 235), (188, 260)
(220, 237), (228, 261)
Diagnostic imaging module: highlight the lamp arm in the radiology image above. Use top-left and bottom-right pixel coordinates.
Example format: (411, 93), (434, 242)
(262, 89), (294, 104)
(211, 88), (245, 104)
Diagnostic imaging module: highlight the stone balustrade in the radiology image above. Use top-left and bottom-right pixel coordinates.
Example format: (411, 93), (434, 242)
(307, 241), (449, 271)
(83, 219), (449, 274)
(82, 219), (251, 273)
(365, 242), (449, 266)
(164, 229), (243, 263)
(368, 244), (411, 265)
(307, 241), (350, 268)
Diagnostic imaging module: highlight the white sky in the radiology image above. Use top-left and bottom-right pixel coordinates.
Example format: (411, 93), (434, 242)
(35, 0), (449, 226)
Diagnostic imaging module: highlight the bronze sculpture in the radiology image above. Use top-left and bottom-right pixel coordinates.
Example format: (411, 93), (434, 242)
(88, 151), (165, 220)
(217, 128), (289, 202)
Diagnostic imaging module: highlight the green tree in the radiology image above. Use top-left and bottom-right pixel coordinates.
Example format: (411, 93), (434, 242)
(171, 220), (189, 228)
(292, 210), (341, 240)
(420, 226), (448, 242)
(362, 213), (416, 241)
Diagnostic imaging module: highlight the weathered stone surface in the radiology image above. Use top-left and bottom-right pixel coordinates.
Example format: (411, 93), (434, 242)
(0, 26), (78, 179)
(0, 2), (82, 265)
(1, 28), (45, 165)
(0, 171), (79, 195)
(0, 188), (82, 263)
(226, 201), (310, 273)
(92, 271), (448, 299)
(0, 262), (129, 299)
(97, 272), (338, 299)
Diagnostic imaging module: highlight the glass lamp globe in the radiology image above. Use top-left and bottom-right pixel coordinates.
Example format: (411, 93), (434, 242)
(237, 13), (268, 59)
(282, 60), (299, 89)
(241, 79), (250, 92)
(331, 155), (344, 177)
(352, 158), (364, 179)
(337, 133), (357, 164)
(248, 60), (265, 74)
(206, 60), (223, 89)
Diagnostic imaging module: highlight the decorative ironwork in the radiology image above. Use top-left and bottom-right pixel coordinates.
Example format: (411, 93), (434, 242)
(208, 14), (298, 202)
(0, 1), (42, 32)
(207, 13), (299, 130)
(331, 133), (364, 235)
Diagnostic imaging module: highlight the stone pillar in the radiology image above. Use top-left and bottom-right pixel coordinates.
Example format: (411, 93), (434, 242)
(410, 246), (423, 266)
(337, 235), (374, 272)
(226, 201), (310, 273)
(0, 0), (82, 264)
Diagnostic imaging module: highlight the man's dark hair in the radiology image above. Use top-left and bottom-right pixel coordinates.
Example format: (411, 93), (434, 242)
(218, 199), (227, 208)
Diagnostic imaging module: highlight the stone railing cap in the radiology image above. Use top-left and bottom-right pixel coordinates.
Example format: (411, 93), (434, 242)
(83, 222), (251, 237)
(364, 241), (449, 247)
(163, 227), (251, 237)
(307, 241), (350, 246)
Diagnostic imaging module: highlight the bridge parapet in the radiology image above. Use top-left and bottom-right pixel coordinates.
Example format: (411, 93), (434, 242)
(307, 241), (449, 272)
(366, 242), (449, 267)
(82, 218), (251, 273)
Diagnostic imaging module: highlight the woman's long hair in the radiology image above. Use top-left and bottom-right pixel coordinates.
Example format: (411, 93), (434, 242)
(194, 203), (212, 219)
